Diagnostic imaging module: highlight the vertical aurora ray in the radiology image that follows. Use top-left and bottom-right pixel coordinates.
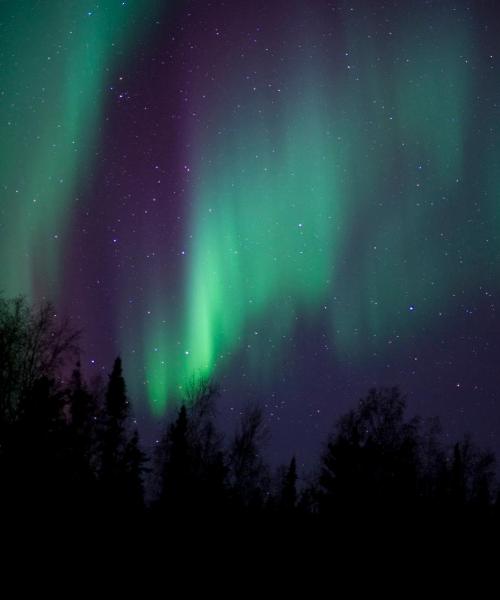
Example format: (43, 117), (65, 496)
(143, 295), (172, 417)
(0, 0), (160, 300)
(136, 4), (356, 409)
(330, 4), (476, 352)
(137, 0), (496, 412)
(3, 0), (498, 420)
(178, 14), (354, 396)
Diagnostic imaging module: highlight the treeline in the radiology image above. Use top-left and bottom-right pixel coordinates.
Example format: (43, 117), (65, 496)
(0, 296), (498, 528)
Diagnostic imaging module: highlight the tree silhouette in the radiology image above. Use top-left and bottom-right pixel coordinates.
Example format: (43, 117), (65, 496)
(228, 404), (270, 512)
(279, 456), (298, 514)
(319, 387), (421, 514)
(10, 375), (71, 515)
(446, 436), (496, 509)
(0, 295), (78, 517)
(99, 357), (145, 514)
(122, 429), (147, 511)
(0, 295), (78, 429)
(157, 376), (227, 517)
(158, 404), (192, 512)
(1, 294), (499, 531)
(67, 362), (99, 505)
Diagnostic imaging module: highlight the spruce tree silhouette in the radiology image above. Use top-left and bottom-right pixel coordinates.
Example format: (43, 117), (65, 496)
(228, 404), (270, 513)
(280, 456), (298, 513)
(450, 441), (468, 508)
(156, 377), (228, 519)
(471, 449), (496, 509)
(184, 377), (227, 515)
(99, 357), (145, 515)
(1, 293), (499, 533)
(159, 404), (193, 514)
(447, 437), (495, 509)
(67, 362), (99, 510)
(122, 429), (147, 511)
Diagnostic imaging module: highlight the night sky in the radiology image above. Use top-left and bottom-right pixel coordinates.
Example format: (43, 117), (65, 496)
(1, 0), (499, 467)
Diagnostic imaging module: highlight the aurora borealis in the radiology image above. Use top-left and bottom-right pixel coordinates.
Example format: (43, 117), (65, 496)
(1, 0), (499, 463)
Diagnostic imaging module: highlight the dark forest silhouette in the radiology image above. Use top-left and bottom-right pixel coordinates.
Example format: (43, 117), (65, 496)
(1, 295), (499, 532)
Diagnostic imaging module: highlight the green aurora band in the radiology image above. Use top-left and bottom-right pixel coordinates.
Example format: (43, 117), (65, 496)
(142, 3), (493, 413)
(1, 2), (498, 415)
(0, 0), (160, 299)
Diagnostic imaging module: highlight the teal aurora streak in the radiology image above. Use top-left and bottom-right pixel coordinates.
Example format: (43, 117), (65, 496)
(0, 0), (161, 298)
(1, 1), (498, 414)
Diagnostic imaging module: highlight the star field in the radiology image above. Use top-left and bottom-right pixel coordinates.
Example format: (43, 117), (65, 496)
(0, 0), (499, 466)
